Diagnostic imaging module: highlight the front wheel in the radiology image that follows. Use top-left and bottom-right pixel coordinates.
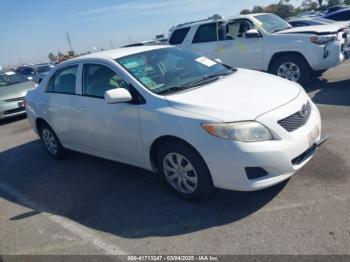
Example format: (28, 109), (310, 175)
(156, 141), (214, 200)
(270, 55), (312, 85)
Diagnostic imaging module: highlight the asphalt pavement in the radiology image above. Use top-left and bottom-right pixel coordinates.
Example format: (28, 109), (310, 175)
(0, 61), (349, 256)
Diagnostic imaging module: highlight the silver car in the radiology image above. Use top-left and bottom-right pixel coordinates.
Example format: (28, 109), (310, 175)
(16, 64), (55, 83)
(0, 70), (37, 120)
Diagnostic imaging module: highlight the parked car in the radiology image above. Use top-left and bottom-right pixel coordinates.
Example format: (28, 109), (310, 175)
(323, 5), (348, 15)
(25, 46), (326, 200)
(287, 17), (350, 29)
(0, 70), (36, 120)
(168, 13), (350, 84)
(322, 7), (350, 21)
(17, 64), (55, 83)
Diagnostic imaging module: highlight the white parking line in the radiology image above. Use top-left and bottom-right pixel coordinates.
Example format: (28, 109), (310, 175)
(0, 181), (129, 256)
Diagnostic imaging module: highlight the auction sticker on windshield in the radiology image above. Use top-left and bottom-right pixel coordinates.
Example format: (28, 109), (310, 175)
(195, 56), (217, 67)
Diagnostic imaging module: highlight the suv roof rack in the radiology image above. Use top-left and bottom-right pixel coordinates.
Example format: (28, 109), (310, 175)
(173, 15), (222, 29)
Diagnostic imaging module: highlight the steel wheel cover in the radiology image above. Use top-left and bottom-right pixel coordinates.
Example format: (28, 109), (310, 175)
(163, 152), (198, 194)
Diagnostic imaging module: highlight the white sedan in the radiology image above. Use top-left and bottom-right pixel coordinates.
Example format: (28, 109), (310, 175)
(26, 46), (326, 200)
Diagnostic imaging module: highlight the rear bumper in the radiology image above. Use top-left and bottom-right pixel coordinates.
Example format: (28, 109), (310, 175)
(0, 101), (26, 120)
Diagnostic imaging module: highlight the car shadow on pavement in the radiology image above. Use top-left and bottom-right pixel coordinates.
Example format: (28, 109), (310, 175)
(0, 140), (287, 238)
(0, 115), (27, 126)
(304, 78), (350, 107)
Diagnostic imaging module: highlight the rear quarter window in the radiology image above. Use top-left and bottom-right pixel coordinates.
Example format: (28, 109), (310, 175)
(169, 27), (190, 45)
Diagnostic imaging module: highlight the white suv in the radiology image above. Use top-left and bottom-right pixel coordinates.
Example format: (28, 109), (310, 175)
(168, 13), (350, 84)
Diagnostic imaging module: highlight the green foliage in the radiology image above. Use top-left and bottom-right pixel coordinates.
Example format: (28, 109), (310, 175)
(239, 0), (349, 18)
(327, 0), (342, 6)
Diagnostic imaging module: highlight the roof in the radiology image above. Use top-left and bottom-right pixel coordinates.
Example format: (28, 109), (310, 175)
(323, 7), (350, 17)
(72, 45), (169, 61)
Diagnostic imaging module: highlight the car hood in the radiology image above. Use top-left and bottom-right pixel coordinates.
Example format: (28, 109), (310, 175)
(0, 81), (37, 101)
(277, 24), (343, 35)
(165, 69), (301, 122)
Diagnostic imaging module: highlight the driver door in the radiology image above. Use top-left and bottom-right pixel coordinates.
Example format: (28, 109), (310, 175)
(218, 19), (264, 70)
(68, 63), (144, 166)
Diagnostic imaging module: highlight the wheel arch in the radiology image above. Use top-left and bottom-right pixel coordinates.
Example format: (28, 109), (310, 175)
(149, 135), (209, 173)
(267, 51), (312, 72)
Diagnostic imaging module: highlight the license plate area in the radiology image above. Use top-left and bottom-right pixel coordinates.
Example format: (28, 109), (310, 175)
(308, 125), (320, 147)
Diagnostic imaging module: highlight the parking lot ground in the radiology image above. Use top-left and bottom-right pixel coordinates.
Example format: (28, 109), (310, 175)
(0, 61), (349, 256)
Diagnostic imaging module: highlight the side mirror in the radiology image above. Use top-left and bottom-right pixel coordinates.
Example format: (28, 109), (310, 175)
(245, 29), (261, 38)
(104, 88), (132, 104)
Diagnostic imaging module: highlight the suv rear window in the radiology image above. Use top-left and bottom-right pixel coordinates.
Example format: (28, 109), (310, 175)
(192, 22), (218, 43)
(169, 27), (190, 45)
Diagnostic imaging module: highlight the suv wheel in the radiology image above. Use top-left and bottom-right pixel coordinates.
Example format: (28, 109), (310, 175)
(39, 123), (65, 159)
(270, 54), (312, 85)
(156, 141), (214, 200)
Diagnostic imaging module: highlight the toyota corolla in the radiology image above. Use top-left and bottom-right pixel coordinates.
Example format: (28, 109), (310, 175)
(25, 46), (326, 200)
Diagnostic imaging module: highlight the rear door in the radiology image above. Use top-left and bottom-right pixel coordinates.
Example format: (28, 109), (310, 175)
(44, 65), (79, 144)
(187, 22), (224, 62)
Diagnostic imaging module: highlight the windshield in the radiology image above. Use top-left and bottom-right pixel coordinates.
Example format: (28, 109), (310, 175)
(0, 71), (27, 87)
(116, 48), (233, 95)
(36, 65), (54, 73)
(255, 14), (291, 33)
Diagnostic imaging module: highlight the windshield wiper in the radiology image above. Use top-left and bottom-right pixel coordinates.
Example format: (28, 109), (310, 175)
(183, 70), (235, 87)
(157, 86), (189, 95)
(158, 69), (235, 95)
(272, 27), (292, 33)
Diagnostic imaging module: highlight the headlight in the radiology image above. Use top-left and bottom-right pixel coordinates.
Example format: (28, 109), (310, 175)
(201, 121), (273, 142)
(310, 35), (337, 45)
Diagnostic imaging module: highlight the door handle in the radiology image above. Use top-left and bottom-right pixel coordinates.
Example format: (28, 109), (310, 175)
(79, 106), (88, 112)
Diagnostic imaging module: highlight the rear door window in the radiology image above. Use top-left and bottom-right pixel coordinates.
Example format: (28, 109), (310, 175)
(47, 66), (78, 94)
(169, 27), (190, 45)
(192, 22), (219, 43)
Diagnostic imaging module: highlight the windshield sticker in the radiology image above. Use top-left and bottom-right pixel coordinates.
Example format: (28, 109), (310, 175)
(195, 57), (217, 67)
(4, 71), (15, 76)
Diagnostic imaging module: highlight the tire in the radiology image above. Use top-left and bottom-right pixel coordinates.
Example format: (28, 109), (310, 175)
(156, 141), (214, 200)
(39, 122), (66, 159)
(270, 54), (312, 85)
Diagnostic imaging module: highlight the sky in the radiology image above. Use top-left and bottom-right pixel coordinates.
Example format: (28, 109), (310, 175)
(0, 0), (299, 67)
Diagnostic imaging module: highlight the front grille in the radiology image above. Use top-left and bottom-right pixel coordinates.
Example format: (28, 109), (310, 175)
(4, 97), (24, 103)
(3, 107), (25, 116)
(278, 101), (311, 132)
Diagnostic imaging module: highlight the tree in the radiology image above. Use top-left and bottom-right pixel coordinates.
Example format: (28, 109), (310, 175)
(317, 0), (324, 6)
(251, 6), (265, 13)
(344, 0), (350, 5)
(327, 0), (342, 6)
(48, 53), (57, 62)
(240, 9), (251, 15)
(301, 0), (318, 10)
(265, 3), (294, 18)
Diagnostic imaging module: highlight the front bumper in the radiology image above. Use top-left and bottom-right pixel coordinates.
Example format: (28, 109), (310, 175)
(196, 96), (324, 191)
(0, 100), (26, 120)
(310, 41), (348, 71)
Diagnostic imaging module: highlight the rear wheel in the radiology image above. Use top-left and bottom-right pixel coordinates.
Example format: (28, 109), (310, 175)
(156, 141), (214, 200)
(270, 54), (312, 85)
(39, 122), (66, 159)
